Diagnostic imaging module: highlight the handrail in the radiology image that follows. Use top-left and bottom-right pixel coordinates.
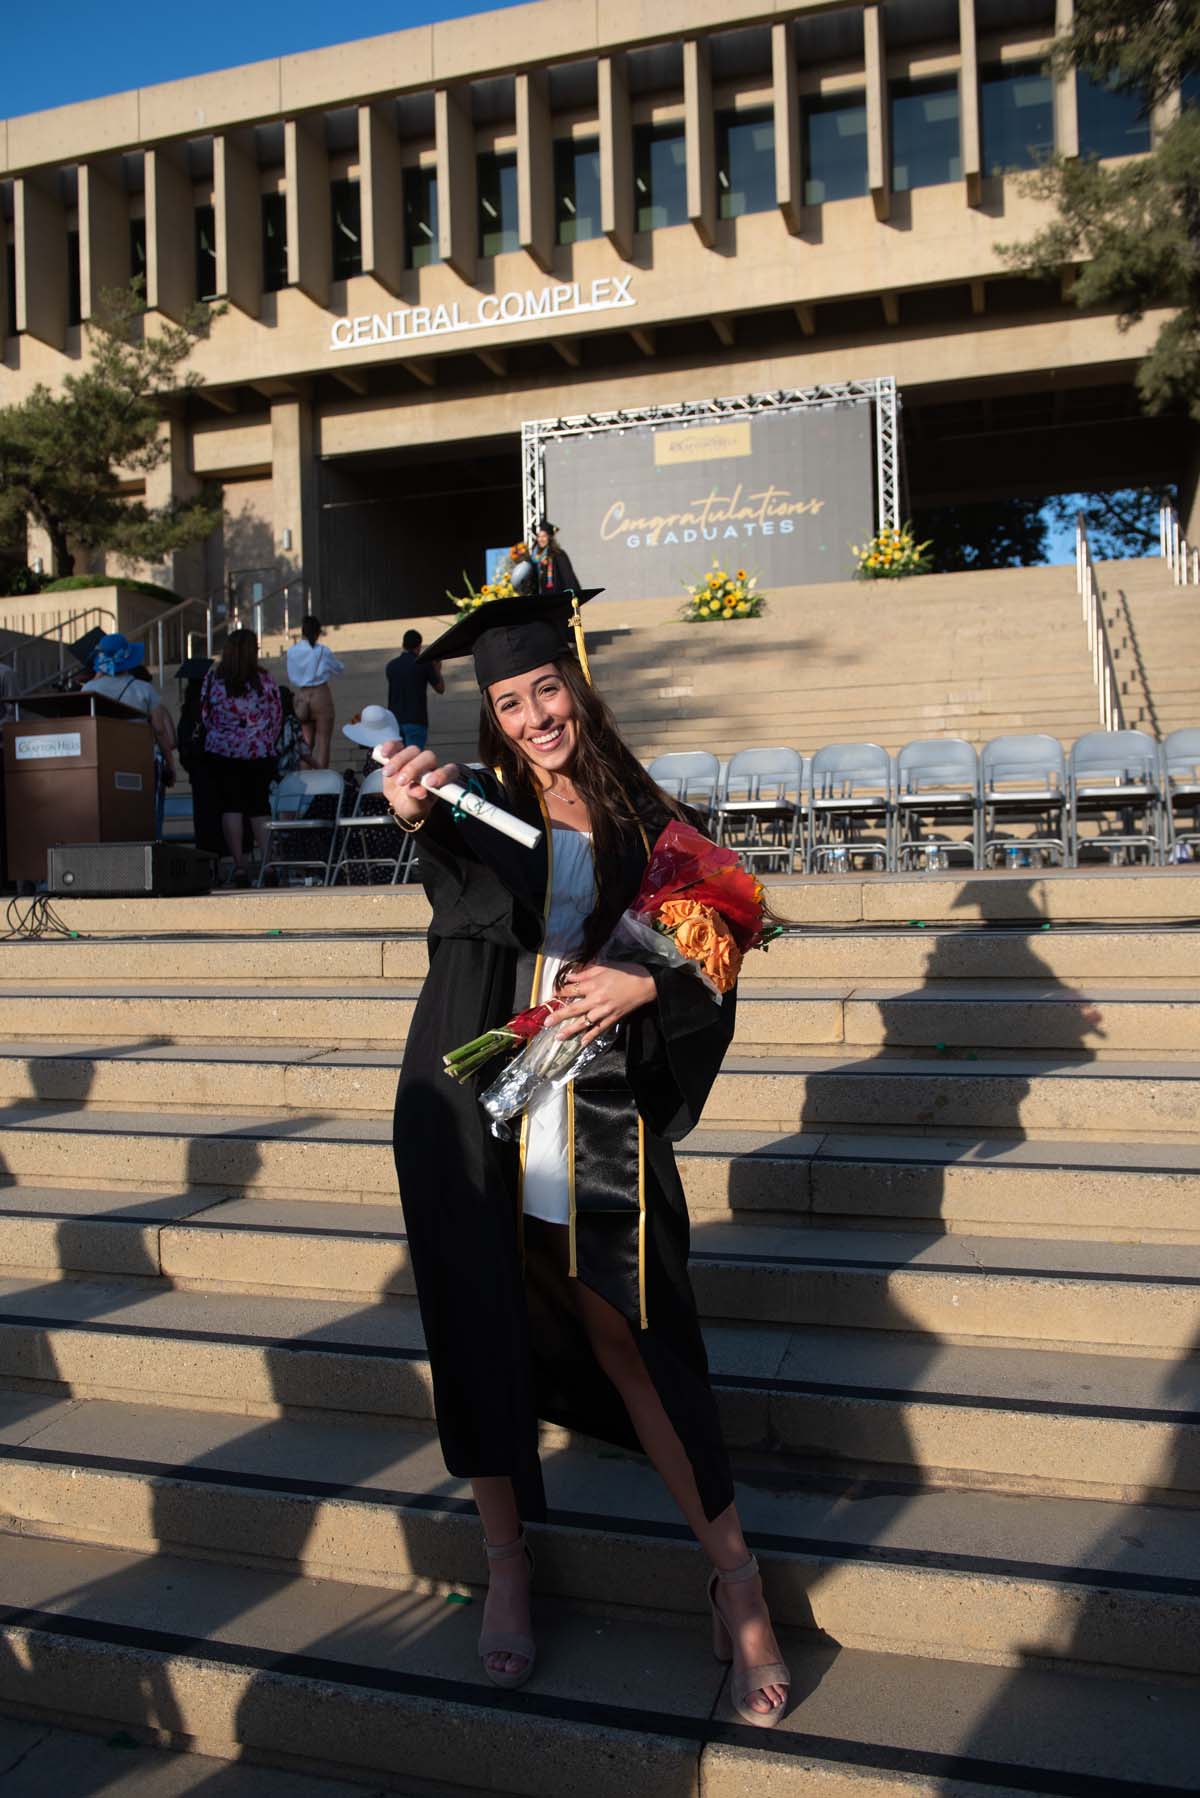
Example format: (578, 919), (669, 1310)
(1076, 511), (1126, 731)
(7, 604), (117, 696)
(1160, 500), (1200, 586)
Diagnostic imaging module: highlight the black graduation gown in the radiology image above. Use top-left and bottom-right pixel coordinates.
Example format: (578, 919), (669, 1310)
(537, 545), (580, 599)
(392, 771), (737, 1524)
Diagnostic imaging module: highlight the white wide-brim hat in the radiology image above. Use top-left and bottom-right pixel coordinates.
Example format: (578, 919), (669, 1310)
(343, 705), (401, 748)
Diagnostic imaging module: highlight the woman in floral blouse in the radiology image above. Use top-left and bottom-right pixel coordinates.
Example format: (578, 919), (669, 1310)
(201, 629), (283, 886)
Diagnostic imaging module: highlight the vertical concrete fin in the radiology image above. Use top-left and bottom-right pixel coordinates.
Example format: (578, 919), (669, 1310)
(959, 0), (982, 205)
(517, 70), (554, 273)
(359, 103), (405, 296)
(772, 22), (803, 233)
(285, 116), (332, 308)
(599, 54), (633, 262)
(1054, 0), (1079, 160)
(14, 173), (68, 347)
(145, 145), (194, 322)
(271, 395), (319, 602)
(684, 39), (716, 248)
(436, 85), (477, 285)
(78, 159), (127, 321)
(215, 128), (263, 317)
(864, 5), (891, 222)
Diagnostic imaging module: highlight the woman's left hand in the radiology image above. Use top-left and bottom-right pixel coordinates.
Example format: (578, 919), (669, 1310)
(557, 961), (656, 1047)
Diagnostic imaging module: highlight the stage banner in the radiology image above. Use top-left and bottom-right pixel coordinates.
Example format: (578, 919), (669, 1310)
(543, 402), (875, 602)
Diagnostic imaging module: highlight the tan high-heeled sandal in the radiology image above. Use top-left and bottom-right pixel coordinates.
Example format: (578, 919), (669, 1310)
(478, 1532), (536, 1690)
(708, 1554), (790, 1728)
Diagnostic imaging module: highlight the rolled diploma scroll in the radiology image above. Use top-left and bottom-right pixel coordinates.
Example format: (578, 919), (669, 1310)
(371, 745), (541, 850)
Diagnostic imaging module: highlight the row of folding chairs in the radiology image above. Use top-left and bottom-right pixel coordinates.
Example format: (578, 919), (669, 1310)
(648, 731), (1200, 873)
(257, 769), (417, 887)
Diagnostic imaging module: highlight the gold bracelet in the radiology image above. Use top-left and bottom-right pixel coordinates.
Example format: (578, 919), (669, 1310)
(389, 809), (427, 834)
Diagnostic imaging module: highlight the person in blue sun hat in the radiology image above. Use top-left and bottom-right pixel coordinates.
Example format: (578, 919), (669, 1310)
(81, 633), (179, 832)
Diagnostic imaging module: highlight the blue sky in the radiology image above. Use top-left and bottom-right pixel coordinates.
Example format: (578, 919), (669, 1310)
(2, 0), (526, 120)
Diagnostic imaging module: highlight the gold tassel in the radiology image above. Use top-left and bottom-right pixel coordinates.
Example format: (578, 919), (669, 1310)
(570, 595), (593, 686)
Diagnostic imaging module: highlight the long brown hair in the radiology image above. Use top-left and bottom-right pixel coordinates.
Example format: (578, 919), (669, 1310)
(479, 655), (685, 965)
(216, 628), (265, 699)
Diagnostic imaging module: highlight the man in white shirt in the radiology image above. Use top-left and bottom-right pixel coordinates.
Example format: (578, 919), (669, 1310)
(285, 615), (345, 769)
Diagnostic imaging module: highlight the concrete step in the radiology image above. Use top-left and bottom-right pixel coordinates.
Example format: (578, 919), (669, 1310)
(2, 1392), (1196, 1678)
(0, 1275), (1193, 1496)
(0, 1534), (1194, 1798)
(37, 867), (1200, 934)
(2, 1105), (1199, 1238)
(6, 978), (1200, 1054)
(4, 1039), (1200, 1137)
(0, 1183), (1193, 1352)
(5, 923), (1200, 984)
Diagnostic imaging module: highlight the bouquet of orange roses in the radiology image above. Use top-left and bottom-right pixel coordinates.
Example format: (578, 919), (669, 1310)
(470, 821), (780, 1127)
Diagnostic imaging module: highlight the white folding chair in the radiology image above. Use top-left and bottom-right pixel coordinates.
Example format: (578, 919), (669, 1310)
(895, 738), (980, 871)
(1161, 729), (1200, 862)
(714, 747), (803, 872)
(257, 769), (344, 886)
(808, 742), (894, 873)
(328, 767), (413, 886)
(648, 751), (721, 822)
(1068, 730), (1163, 867)
(980, 735), (1068, 868)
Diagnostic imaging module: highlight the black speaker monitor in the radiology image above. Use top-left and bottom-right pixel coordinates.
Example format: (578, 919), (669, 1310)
(47, 841), (215, 897)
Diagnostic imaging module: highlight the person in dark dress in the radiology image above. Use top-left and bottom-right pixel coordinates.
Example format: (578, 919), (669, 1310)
(381, 594), (789, 1724)
(385, 630), (445, 749)
(533, 519), (580, 597)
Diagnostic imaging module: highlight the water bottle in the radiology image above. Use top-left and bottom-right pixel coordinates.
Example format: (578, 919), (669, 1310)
(1004, 846), (1021, 871)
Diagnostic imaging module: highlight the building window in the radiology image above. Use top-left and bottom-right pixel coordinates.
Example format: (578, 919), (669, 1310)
(129, 216), (146, 288)
(404, 167), (440, 268)
(981, 62), (1054, 174)
(891, 76), (961, 192)
(803, 92), (868, 204)
(717, 108), (775, 218)
(634, 124), (687, 232)
(478, 151), (519, 256)
(555, 137), (601, 244)
(4, 243), (15, 336)
(331, 178), (362, 281)
(67, 229), (81, 326)
(195, 204), (218, 300)
(262, 192), (288, 292)
(1077, 72), (1152, 159)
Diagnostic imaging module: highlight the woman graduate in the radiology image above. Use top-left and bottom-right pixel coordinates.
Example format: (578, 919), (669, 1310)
(381, 593), (789, 1727)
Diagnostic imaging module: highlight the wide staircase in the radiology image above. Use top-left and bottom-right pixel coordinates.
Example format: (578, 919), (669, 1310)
(292, 562), (1104, 771)
(0, 868), (1194, 1792)
(1101, 556), (1200, 740)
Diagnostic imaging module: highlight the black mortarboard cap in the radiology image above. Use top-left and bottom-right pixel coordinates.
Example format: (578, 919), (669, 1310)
(420, 590), (602, 690)
(176, 656), (214, 682)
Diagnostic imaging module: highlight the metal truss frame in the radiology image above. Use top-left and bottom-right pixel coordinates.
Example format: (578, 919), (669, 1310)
(521, 377), (901, 538)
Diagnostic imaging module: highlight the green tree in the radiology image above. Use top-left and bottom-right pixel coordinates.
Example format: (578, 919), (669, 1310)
(1046, 483), (1174, 556)
(0, 283), (222, 579)
(913, 498), (1049, 570)
(1000, 1), (1200, 418)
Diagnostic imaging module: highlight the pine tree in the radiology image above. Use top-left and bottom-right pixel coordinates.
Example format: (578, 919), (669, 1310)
(1001, 1), (1200, 418)
(0, 284), (222, 579)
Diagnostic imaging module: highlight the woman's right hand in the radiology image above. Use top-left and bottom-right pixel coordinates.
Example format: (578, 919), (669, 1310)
(378, 743), (461, 822)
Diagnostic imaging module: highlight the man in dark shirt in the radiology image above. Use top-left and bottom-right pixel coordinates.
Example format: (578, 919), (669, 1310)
(385, 630), (445, 749)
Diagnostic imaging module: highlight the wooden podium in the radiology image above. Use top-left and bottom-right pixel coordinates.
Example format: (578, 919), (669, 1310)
(3, 693), (155, 883)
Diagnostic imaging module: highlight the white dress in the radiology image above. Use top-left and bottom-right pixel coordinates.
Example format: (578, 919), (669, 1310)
(522, 827), (595, 1226)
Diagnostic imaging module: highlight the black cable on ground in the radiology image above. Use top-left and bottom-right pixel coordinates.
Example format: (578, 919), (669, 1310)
(2, 894), (85, 941)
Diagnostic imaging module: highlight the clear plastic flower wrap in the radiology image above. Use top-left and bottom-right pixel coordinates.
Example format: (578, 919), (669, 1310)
(480, 1022), (617, 1129)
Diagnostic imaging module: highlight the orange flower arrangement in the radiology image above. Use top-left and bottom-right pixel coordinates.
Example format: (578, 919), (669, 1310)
(655, 898), (742, 993)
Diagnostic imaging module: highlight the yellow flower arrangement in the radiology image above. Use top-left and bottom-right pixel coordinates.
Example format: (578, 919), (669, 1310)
(850, 522), (933, 581)
(447, 569), (520, 615)
(682, 561), (766, 624)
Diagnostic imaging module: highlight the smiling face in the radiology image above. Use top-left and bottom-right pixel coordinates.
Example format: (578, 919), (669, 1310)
(488, 661), (578, 776)
(535, 528), (551, 550)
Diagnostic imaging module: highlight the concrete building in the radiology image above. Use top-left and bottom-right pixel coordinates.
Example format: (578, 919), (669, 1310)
(1, 0), (1195, 622)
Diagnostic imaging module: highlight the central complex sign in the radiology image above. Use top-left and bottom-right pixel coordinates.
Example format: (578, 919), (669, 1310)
(330, 275), (635, 352)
